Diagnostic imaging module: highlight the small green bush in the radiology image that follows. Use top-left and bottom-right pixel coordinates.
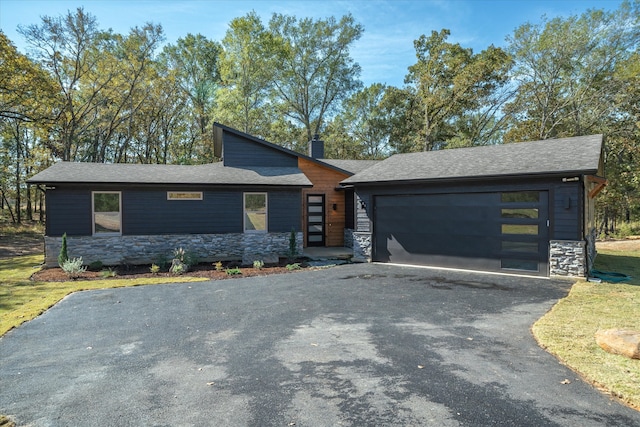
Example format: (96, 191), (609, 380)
(99, 268), (117, 278)
(286, 263), (301, 271)
(88, 260), (104, 271)
(58, 232), (69, 267)
(154, 254), (169, 270)
(214, 261), (224, 271)
(253, 260), (264, 270)
(288, 228), (298, 260)
(61, 257), (87, 278)
(226, 267), (242, 275)
(149, 264), (161, 274)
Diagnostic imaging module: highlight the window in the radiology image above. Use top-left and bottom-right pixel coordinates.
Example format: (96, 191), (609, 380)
(244, 193), (267, 232)
(501, 191), (539, 203)
(167, 191), (203, 200)
(93, 192), (121, 235)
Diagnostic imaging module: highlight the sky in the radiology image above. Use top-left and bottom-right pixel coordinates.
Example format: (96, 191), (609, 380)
(0, 0), (625, 88)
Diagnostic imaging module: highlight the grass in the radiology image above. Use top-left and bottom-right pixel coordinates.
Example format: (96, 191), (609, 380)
(0, 254), (207, 337)
(533, 245), (640, 410)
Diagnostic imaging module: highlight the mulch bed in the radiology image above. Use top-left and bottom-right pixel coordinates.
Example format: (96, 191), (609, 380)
(31, 261), (305, 282)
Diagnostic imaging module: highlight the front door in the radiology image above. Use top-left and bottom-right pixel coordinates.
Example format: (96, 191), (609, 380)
(306, 194), (325, 247)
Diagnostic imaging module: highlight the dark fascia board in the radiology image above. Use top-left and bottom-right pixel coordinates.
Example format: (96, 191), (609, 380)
(339, 170), (598, 188)
(212, 122), (354, 176)
(32, 181), (313, 189)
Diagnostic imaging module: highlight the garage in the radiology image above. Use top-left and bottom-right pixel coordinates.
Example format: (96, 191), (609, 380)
(341, 134), (605, 277)
(373, 191), (549, 275)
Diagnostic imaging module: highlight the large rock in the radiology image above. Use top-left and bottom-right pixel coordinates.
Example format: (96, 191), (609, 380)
(595, 329), (640, 359)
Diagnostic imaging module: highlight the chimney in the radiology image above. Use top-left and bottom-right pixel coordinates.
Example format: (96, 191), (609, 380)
(309, 134), (324, 159)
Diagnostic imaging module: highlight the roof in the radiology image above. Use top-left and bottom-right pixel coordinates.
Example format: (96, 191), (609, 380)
(213, 122), (372, 176)
(342, 134), (603, 185)
(27, 161), (312, 187)
(318, 159), (380, 175)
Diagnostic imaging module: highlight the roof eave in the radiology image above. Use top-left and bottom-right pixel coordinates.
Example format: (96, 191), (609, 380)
(342, 169), (599, 187)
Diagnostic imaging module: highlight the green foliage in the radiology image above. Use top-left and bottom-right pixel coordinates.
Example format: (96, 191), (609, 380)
(214, 261), (224, 271)
(286, 263), (301, 271)
(225, 267), (242, 275)
(288, 228), (298, 260)
(61, 257), (87, 278)
(57, 233), (69, 267)
(88, 260), (103, 271)
(149, 264), (161, 274)
(99, 268), (116, 278)
(253, 260), (264, 270)
(154, 254), (169, 271)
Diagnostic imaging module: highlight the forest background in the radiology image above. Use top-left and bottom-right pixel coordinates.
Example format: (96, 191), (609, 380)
(0, 0), (638, 234)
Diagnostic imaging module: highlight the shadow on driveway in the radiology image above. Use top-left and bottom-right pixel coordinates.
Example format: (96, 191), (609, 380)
(1, 263), (639, 426)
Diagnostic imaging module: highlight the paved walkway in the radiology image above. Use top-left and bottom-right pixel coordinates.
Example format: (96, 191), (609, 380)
(1, 263), (639, 426)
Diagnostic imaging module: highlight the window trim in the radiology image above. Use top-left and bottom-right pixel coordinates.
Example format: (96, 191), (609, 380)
(92, 191), (122, 236)
(243, 192), (268, 233)
(167, 191), (203, 201)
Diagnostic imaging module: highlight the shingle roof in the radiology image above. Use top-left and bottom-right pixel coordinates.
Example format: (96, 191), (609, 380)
(318, 159), (380, 174)
(27, 162), (312, 187)
(342, 135), (603, 185)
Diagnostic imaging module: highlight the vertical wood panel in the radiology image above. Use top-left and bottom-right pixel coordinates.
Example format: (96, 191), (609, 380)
(298, 158), (349, 247)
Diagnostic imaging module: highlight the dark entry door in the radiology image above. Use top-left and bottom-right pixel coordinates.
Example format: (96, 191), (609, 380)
(306, 194), (325, 247)
(373, 191), (549, 276)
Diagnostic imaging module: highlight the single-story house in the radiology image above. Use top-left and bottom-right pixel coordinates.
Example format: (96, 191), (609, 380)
(28, 126), (604, 278)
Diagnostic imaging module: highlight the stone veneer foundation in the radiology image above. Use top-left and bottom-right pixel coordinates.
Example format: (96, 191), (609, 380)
(44, 232), (303, 268)
(549, 240), (587, 277)
(351, 231), (372, 263)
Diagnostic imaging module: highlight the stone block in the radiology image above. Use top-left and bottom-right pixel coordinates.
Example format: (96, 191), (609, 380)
(595, 329), (640, 359)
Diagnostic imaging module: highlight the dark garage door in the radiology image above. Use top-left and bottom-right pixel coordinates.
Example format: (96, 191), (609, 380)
(373, 191), (549, 276)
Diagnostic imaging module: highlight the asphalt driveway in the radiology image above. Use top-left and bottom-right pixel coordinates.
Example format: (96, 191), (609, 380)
(1, 263), (639, 426)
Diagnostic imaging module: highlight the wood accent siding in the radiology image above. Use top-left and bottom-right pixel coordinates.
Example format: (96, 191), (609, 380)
(298, 158), (349, 247)
(223, 133), (298, 167)
(46, 189), (92, 236)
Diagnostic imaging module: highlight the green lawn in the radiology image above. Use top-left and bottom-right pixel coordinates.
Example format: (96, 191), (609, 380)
(0, 255), (207, 337)
(533, 246), (640, 410)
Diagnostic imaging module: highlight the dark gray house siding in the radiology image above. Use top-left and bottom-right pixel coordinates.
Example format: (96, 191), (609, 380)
(268, 190), (302, 232)
(45, 186), (302, 237)
(123, 190), (242, 235)
(552, 181), (582, 240)
(45, 189), (92, 236)
(222, 133), (298, 168)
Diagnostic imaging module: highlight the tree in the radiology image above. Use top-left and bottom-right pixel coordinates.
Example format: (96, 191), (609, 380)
(215, 12), (275, 137)
(18, 8), (164, 162)
(329, 84), (391, 159)
(268, 13), (363, 143)
(504, 1), (639, 141)
(405, 29), (512, 151)
(0, 31), (58, 123)
(161, 34), (221, 162)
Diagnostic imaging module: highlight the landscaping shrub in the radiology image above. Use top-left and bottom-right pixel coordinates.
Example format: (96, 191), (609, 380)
(253, 260), (264, 270)
(288, 228), (298, 261)
(61, 257), (87, 278)
(58, 232), (69, 267)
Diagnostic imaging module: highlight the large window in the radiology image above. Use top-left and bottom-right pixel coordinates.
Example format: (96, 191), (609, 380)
(92, 192), (121, 235)
(244, 193), (267, 232)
